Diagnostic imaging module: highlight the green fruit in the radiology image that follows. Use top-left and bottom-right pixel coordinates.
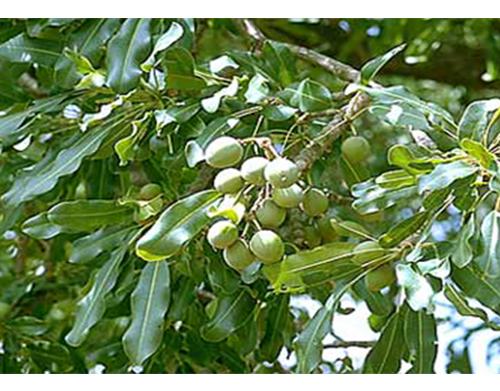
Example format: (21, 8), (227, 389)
(205, 137), (243, 168)
(317, 216), (338, 242)
(249, 230), (285, 264)
(207, 220), (238, 249)
(139, 183), (162, 200)
(331, 220), (369, 240)
(223, 239), (255, 271)
(214, 168), (244, 194)
(301, 188), (329, 216)
(241, 157), (269, 185)
(264, 158), (300, 188)
(272, 184), (304, 208)
(0, 302), (11, 322)
(341, 136), (371, 163)
(256, 199), (286, 229)
(365, 264), (396, 292)
(353, 241), (386, 265)
(368, 313), (388, 332)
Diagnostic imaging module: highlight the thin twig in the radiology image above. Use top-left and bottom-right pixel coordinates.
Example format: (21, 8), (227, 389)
(323, 341), (375, 349)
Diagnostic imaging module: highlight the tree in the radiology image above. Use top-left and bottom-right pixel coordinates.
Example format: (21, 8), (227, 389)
(0, 17), (499, 374)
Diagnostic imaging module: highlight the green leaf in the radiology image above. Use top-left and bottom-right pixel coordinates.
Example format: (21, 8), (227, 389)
(460, 138), (494, 168)
(21, 212), (64, 240)
(352, 180), (418, 214)
(396, 264), (434, 311)
(1, 109), (135, 207)
(259, 295), (293, 362)
(261, 41), (296, 86)
(290, 79), (332, 112)
(200, 289), (256, 342)
(379, 211), (429, 248)
(451, 216), (475, 268)
(458, 99), (500, 142)
(65, 247), (127, 347)
(142, 21), (184, 72)
(476, 210), (500, 278)
(70, 225), (138, 264)
(264, 242), (360, 292)
(244, 73), (269, 104)
(47, 200), (134, 232)
(262, 103), (297, 121)
(136, 190), (222, 261)
(162, 47), (206, 90)
(123, 261), (171, 366)
(0, 33), (62, 66)
(201, 78), (238, 113)
(363, 307), (406, 374)
(114, 112), (152, 166)
(404, 309), (437, 374)
(29, 342), (73, 373)
(375, 169), (416, 189)
(106, 18), (152, 93)
(55, 18), (121, 88)
(418, 160), (478, 194)
(361, 44), (406, 85)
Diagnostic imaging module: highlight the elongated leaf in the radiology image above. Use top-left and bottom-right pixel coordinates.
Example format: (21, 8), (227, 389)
(200, 289), (256, 342)
(261, 41), (296, 87)
(245, 73), (269, 104)
(363, 307), (406, 373)
(418, 160), (478, 194)
(47, 200), (133, 232)
(379, 211), (429, 248)
(123, 261), (171, 366)
(460, 138), (494, 169)
(404, 309), (437, 374)
(289, 79), (332, 112)
(458, 99), (500, 142)
(136, 190), (222, 261)
(0, 33), (62, 66)
(1, 110), (134, 207)
(70, 225), (138, 264)
(396, 264), (434, 311)
(162, 47), (206, 90)
(107, 18), (152, 93)
(361, 44), (406, 84)
(21, 212), (64, 240)
(142, 21), (183, 72)
(476, 210), (500, 277)
(65, 247), (127, 347)
(55, 18), (121, 88)
(451, 216), (475, 268)
(259, 295), (292, 362)
(375, 169), (416, 189)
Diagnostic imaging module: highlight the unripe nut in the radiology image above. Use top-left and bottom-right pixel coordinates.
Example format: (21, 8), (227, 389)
(352, 241), (386, 265)
(264, 158), (300, 188)
(205, 137), (244, 168)
(249, 230), (285, 264)
(139, 183), (162, 200)
(341, 136), (371, 164)
(365, 264), (396, 292)
(256, 199), (286, 229)
(207, 220), (238, 249)
(301, 188), (329, 216)
(214, 168), (244, 194)
(272, 184), (304, 208)
(223, 239), (255, 271)
(241, 157), (269, 185)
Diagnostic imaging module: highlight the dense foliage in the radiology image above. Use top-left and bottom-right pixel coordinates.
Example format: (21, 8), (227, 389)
(1, 18), (500, 374)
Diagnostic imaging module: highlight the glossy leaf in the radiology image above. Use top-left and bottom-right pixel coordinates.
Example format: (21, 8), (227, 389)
(460, 138), (494, 168)
(136, 190), (222, 261)
(201, 289), (256, 342)
(162, 47), (206, 90)
(123, 261), (171, 366)
(259, 295), (292, 362)
(352, 180), (419, 214)
(451, 216), (475, 268)
(404, 309), (437, 374)
(290, 79), (332, 112)
(107, 18), (152, 93)
(458, 99), (500, 142)
(65, 247), (127, 347)
(142, 21), (183, 72)
(375, 169), (416, 189)
(396, 264), (434, 311)
(361, 44), (406, 84)
(476, 210), (500, 278)
(0, 33), (62, 66)
(379, 211), (429, 248)
(418, 160), (478, 194)
(21, 212), (64, 240)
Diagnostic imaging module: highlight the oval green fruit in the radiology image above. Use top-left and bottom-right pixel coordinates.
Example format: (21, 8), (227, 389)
(341, 136), (371, 163)
(205, 137), (243, 168)
(0, 302), (11, 322)
(249, 230), (285, 264)
(301, 188), (329, 216)
(264, 158), (300, 188)
(214, 168), (244, 194)
(241, 157), (269, 185)
(139, 183), (162, 200)
(256, 199), (286, 229)
(365, 264), (396, 292)
(223, 239), (255, 271)
(207, 220), (238, 249)
(352, 241), (386, 265)
(368, 313), (388, 332)
(272, 184), (304, 208)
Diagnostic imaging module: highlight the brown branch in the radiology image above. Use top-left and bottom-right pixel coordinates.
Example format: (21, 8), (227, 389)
(324, 340), (375, 349)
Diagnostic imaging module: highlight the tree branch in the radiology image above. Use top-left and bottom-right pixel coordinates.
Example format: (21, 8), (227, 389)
(324, 340), (375, 349)
(234, 18), (371, 172)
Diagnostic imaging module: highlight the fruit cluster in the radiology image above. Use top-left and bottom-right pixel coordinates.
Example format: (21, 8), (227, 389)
(203, 136), (330, 272)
